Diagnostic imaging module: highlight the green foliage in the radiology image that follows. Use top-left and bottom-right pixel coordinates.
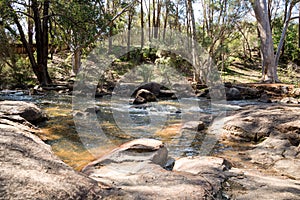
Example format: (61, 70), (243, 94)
(0, 56), (36, 88)
(0, 0), (298, 86)
(273, 16), (299, 63)
(136, 64), (155, 82)
(52, 0), (105, 51)
(142, 47), (158, 62)
(197, 0), (251, 72)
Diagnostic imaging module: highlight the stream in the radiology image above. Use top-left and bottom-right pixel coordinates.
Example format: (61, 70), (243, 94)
(0, 89), (261, 170)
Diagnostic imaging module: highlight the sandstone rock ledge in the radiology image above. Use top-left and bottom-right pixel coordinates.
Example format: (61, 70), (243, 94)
(219, 104), (300, 200)
(0, 101), (126, 199)
(82, 138), (231, 200)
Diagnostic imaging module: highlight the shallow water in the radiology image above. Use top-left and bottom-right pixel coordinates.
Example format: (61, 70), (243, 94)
(0, 90), (257, 170)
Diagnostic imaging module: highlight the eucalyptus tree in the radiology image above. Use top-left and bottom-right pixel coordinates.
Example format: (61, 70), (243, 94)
(251, 0), (278, 82)
(252, 0), (299, 82)
(52, 0), (106, 74)
(274, 0), (300, 67)
(1, 0), (53, 85)
(199, 0), (250, 72)
(0, 22), (19, 83)
(186, 0), (202, 82)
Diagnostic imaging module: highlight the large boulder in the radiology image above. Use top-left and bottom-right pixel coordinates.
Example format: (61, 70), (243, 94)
(0, 101), (47, 123)
(132, 82), (178, 101)
(220, 105), (300, 142)
(0, 118), (118, 199)
(235, 85), (261, 99)
(174, 156), (230, 174)
(82, 138), (168, 173)
(0, 127), (102, 199)
(248, 137), (296, 167)
(273, 158), (300, 179)
(0, 101), (129, 199)
(132, 82), (165, 97)
(225, 87), (242, 100)
(225, 168), (300, 200)
(133, 89), (157, 104)
(173, 156), (231, 190)
(277, 121), (300, 146)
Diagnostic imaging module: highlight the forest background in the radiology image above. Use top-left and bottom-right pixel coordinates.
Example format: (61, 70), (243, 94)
(0, 0), (299, 88)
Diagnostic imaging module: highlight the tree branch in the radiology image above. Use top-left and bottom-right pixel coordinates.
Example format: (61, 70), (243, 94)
(79, 0), (139, 50)
(289, 16), (300, 21)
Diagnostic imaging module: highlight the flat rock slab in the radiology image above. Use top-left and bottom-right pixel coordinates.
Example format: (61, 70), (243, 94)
(82, 139), (230, 199)
(225, 168), (300, 200)
(181, 121), (206, 131)
(0, 100), (46, 123)
(221, 104), (300, 142)
(218, 104), (300, 199)
(174, 156), (230, 174)
(273, 159), (300, 180)
(83, 138), (168, 172)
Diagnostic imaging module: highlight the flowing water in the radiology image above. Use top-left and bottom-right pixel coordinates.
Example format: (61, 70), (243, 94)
(0, 90), (260, 170)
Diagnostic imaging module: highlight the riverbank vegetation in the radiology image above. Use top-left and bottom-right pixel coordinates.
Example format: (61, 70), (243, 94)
(0, 0), (300, 88)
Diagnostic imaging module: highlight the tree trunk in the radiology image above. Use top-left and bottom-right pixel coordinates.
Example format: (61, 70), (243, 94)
(141, 0), (144, 48)
(127, 10), (133, 60)
(152, 0), (156, 38)
(274, 1), (294, 68)
(236, 23), (252, 61)
(41, 0), (51, 85)
(107, 2), (113, 54)
(298, 5), (300, 64)
(252, 0), (278, 83)
(281, 0), (289, 57)
(11, 0), (52, 85)
(187, 0), (202, 83)
(175, 2), (179, 30)
(32, 0), (52, 85)
(73, 48), (81, 75)
(148, 0), (151, 41)
(155, 0), (162, 38)
(163, 0), (170, 40)
(13, 13), (37, 76)
(28, 0), (33, 52)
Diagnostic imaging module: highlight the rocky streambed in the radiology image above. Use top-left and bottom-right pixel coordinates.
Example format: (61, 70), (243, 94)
(0, 88), (300, 199)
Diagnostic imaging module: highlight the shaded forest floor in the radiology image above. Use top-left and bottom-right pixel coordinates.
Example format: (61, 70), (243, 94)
(221, 61), (300, 86)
